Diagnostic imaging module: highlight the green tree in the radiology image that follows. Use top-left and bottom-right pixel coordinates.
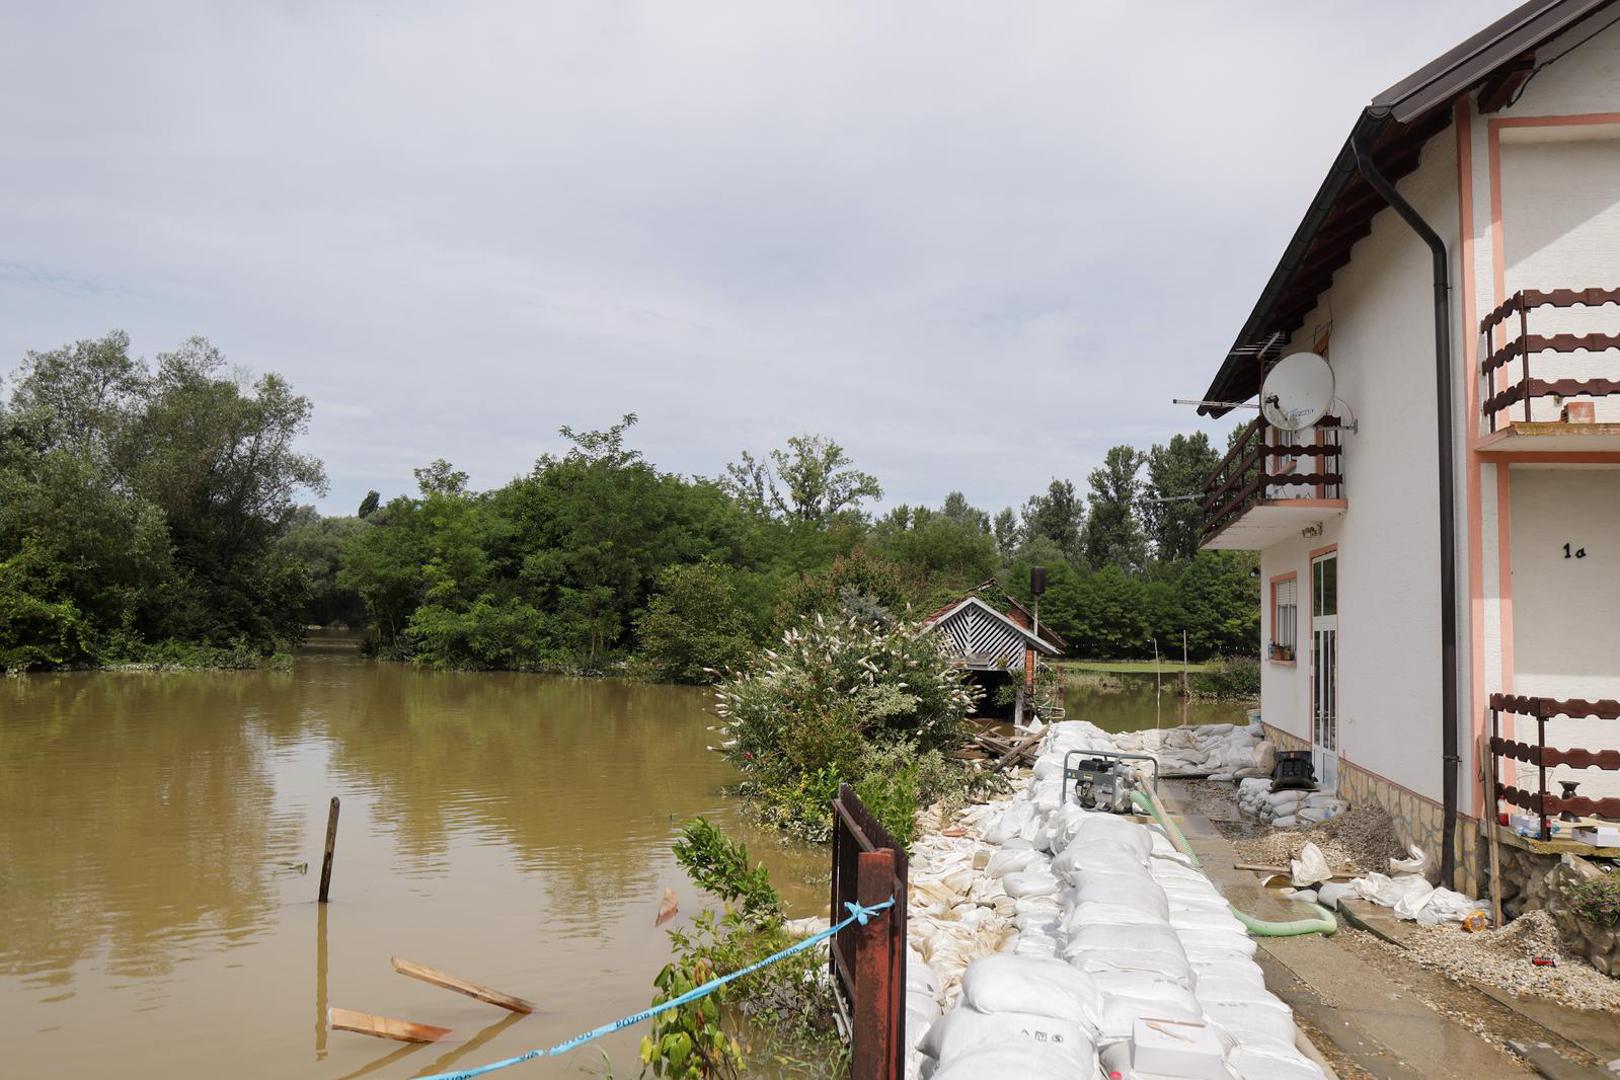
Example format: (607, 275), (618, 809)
(1082, 446), (1146, 572)
(1143, 432), (1218, 563)
(115, 337), (328, 645)
(1020, 478), (1085, 566)
(636, 561), (755, 683)
(722, 434), (880, 526)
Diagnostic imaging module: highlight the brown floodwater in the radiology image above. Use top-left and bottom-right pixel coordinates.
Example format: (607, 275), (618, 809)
(1062, 669), (1253, 733)
(0, 646), (1248, 1080)
(0, 643), (824, 1080)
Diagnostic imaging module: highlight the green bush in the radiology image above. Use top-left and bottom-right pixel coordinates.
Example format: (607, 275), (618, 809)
(649, 820), (844, 1079)
(673, 819), (783, 924)
(714, 613), (979, 842)
(1190, 656), (1261, 699)
(635, 561), (756, 684)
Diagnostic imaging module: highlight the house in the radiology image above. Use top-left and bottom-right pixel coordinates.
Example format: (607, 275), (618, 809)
(921, 592), (1066, 725)
(1196, 0), (1620, 894)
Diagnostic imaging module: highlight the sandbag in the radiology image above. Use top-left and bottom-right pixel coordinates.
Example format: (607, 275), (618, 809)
(1002, 870), (1060, 900)
(984, 848), (1039, 879)
(1066, 946), (1193, 987)
(1289, 842), (1332, 887)
(1064, 900), (1173, 931)
(1203, 996), (1299, 1049)
(928, 1043), (1088, 1080)
(1225, 1047), (1327, 1080)
(1314, 882), (1355, 910)
(1068, 816), (1154, 861)
(1069, 872), (1169, 919)
(1169, 907), (1246, 934)
(1389, 844), (1427, 876)
(984, 804), (1036, 845)
(917, 1007), (1093, 1071)
(1094, 989), (1204, 1043)
(957, 955), (1103, 1032)
(1052, 844), (1148, 879)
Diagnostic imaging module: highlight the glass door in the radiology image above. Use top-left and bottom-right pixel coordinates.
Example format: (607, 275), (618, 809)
(1311, 551), (1339, 792)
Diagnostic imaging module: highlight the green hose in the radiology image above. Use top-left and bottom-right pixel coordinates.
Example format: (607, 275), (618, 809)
(1130, 790), (1337, 937)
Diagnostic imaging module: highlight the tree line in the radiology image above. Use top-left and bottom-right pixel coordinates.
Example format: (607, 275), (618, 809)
(0, 332), (1257, 674)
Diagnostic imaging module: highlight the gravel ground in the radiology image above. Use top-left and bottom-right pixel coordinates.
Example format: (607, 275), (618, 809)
(1190, 779), (1407, 875)
(1398, 910), (1620, 1012)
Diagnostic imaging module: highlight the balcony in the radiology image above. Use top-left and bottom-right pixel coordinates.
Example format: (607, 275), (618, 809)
(1479, 287), (1620, 453)
(1200, 416), (1346, 550)
(1488, 693), (1620, 851)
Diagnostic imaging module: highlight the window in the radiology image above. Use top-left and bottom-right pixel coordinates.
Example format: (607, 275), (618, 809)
(1313, 555), (1337, 618)
(1270, 575), (1298, 662)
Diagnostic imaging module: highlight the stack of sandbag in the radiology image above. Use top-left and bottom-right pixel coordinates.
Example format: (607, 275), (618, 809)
(907, 718), (1326, 1079)
(914, 955), (1102, 1078)
(1235, 780), (1349, 827)
(1113, 722), (1275, 780)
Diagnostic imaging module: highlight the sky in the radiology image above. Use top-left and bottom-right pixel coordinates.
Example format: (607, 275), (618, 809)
(0, 1), (1515, 517)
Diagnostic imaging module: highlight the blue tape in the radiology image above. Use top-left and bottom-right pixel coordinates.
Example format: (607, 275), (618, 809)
(417, 896), (896, 1080)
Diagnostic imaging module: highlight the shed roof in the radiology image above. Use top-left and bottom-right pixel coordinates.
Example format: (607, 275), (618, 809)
(922, 595), (1064, 659)
(1199, 0), (1620, 416)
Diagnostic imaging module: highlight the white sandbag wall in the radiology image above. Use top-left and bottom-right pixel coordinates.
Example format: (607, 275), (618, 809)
(907, 721), (1326, 1080)
(1112, 722), (1276, 781)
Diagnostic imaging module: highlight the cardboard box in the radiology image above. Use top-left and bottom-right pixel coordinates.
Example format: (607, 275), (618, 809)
(1132, 1016), (1225, 1079)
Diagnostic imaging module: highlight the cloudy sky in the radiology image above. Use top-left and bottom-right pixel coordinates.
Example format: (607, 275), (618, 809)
(1, 1), (1510, 516)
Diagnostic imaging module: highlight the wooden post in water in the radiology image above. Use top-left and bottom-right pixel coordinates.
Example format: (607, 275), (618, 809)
(318, 796), (341, 903)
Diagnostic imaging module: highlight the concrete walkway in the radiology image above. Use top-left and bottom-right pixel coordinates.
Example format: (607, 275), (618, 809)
(1159, 781), (1611, 1080)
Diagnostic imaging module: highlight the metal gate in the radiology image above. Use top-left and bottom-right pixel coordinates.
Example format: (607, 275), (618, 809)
(829, 784), (907, 1080)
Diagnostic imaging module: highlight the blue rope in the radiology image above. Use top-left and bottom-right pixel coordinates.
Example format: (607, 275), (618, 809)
(417, 896), (896, 1080)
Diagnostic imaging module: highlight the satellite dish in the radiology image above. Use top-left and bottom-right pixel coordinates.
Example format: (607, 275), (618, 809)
(1261, 353), (1335, 431)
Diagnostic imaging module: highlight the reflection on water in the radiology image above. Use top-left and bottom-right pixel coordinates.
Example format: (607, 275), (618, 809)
(1063, 670), (1253, 734)
(0, 647), (1245, 1078)
(0, 645), (821, 1079)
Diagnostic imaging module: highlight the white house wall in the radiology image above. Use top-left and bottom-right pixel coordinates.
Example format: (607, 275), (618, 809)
(1507, 466), (1620, 801)
(1464, 20), (1620, 815)
(1257, 130), (1464, 808)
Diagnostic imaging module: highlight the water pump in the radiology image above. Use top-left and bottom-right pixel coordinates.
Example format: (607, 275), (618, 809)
(1062, 749), (1160, 814)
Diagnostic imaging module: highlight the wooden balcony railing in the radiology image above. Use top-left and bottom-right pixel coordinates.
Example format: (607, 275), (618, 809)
(1479, 287), (1620, 430)
(1201, 416), (1344, 544)
(1489, 692), (1620, 841)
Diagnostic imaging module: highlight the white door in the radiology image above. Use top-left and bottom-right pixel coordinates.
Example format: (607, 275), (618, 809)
(1311, 551), (1339, 792)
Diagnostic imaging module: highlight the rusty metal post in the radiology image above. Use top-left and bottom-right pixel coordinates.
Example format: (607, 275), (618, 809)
(851, 849), (896, 1080)
(318, 796), (341, 903)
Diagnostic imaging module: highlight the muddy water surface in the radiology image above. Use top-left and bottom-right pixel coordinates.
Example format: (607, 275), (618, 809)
(0, 644), (822, 1079)
(1, 647), (1249, 1079)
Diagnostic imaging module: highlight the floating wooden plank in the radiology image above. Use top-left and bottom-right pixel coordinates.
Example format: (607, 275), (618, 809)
(328, 1006), (450, 1043)
(390, 957), (536, 1014)
(655, 888), (679, 928)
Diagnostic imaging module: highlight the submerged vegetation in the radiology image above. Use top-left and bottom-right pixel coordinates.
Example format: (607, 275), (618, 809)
(3, 330), (1260, 675)
(649, 819), (846, 1079)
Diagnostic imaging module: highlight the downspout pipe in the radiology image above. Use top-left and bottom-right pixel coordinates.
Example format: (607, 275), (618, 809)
(1350, 112), (1461, 888)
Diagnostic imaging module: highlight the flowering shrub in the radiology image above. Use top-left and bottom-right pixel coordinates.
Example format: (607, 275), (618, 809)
(713, 613), (980, 841)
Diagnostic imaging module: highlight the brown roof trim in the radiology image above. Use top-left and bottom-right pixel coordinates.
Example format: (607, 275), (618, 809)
(1199, 0), (1620, 416)
(1373, 0), (1619, 122)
